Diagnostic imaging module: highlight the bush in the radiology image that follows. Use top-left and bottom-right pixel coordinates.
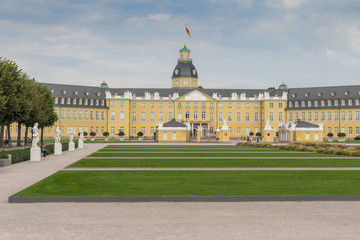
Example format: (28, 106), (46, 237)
(137, 131), (144, 137)
(255, 132), (261, 137)
(249, 132), (254, 136)
(118, 131), (125, 136)
(337, 132), (346, 138)
(103, 132), (110, 137)
(83, 131), (88, 137)
(0, 148), (31, 164)
(327, 133), (334, 138)
(90, 132), (96, 137)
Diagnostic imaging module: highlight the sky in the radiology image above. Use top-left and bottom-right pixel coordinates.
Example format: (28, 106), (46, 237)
(1, 0), (360, 89)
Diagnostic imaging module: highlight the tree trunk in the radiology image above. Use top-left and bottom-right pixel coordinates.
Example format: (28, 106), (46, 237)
(0, 124), (4, 147)
(7, 124), (11, 142)
(24, 126), (28, 146)
(41, 127), (44, 145)
(17, 123), (22, 147)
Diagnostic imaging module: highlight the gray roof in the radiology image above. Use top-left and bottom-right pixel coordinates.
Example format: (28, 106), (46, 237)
(295, 121), (319, 128)
(172, 62), (198, 78)
(163, 119), (187, 128)
(288, 85), (360, 100)
(44, 83), (106, 98)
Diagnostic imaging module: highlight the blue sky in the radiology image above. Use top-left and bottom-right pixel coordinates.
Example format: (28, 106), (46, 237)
(1, 0), (360, 89)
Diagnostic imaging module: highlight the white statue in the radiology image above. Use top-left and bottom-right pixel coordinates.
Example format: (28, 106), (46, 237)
(79, 127), (84, 141)
(69, 128), (74, 143)
(55, 126), (61, 143)
(32, 123), (39, 147)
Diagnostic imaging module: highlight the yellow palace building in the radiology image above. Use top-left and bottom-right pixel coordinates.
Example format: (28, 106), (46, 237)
(8, 43), (360, 141)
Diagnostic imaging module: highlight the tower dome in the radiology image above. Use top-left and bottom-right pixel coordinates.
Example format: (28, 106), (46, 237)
(100, 80), (109, 89)
(172, 43), (198, 88)
(278, 81), (288, 90)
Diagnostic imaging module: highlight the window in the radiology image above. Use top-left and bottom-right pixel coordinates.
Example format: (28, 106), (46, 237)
(61, 110), (65, 119)
(295, 112), (299, 121)
(163, 132), (167, 139)
(172, 132), (176, 139)
(101, 100), (104, 106)
(335, 127), (338, 135)
(341, 111), (345, 120)
(289, 101), (293, 107)
(96, 100), (99, 106)
(120, 111), (125, 121)
(141, 103), (145, 108)
(237, 103), (241, 109)
(193, 103), (198, 108)
(229, 127), (232, 135)
(177, 112), (182, 120)
(349, 111), (353, 121)
(237, 127), (241, 135)
(270, 112), (274, 121)
(90, 111), (94, 120)
(315, 133), (319, 139)
(302, 101), (305, 107)
(327, 112), (331, 121)
(210, 127), (214, 134)
(201, 103), (206, 108)
(246, 128), (249, 135)
(223, 111), (230, 122)
(101, 111), (105, 120)
(328, 127), (331, 133)
(219, 103), (223, 109)
(132, 127), (136, 135)
(289, 113), (293, 121)
(159, 103), (163, 108)
(193, 111), (198, 120)
(306, 133), (310, 140)
(141, 112), (145, 121)
(132, 112), (136, 121)
(246, 103), (250, 109)
(159, 112), (163, 121)
(111, 102), (115, 107)
(356, 99), (360, 106)
(255, 103), (259, 109)
(321, 112), (325, 121)
(150, 127), (154, 134)
(278, 103), (283, 108)
(201, 111), (206, 120)
(349, 127), (353, 135)
(342, 127), (345, 133)
(185, 111), (190, 119)
(356, 111), (360, 120)
(255, 112), (259, 121)
(90, 99), (94, 105)
(150, 112), (154, 121)
(295, 101), (299, 107)
(120, 102), (125, 107)
(141, 127), (145, 134)
(177, 103), (182, 108)
(67, 110), (71, 119)
(120, 127), (124, 132)
(321, 100), (325, 107)
(101, 127), (104, 134)
(85, 111), (88, 120)
(210, 103), (214, 108)
(78, 111), (83, 120)
(307, 112), (312, 121)
(334, 112), (338, 120)
(79, 99), (83, 105)
(314, 112), (318, 121)
(96, 127), (99, 134)
(186, 102), (190, 108)
(168, 112), (173, 121)
(246, 112), (250, 121)
(184, 79), (188, 85)
(328, 100), (331, 107)
(132, 103), (136, 108)
(96, 111), (99, 120)
(168, 102), (173, 108)
(228, 103), (232, 109)
(278, 112), (283, 121)
(237, 112), (241, 121)
(334, 100), (339, 106)
(54, 97), (58, 104)
(301, 112), (305, 121)
(210, 112), (214, 120)
(356, 127), (359, 135)
(314, 100), (318, 107)
(84, 99), (88, 105)
(111, 127), (115, 135)
(67, 98), (70, 104)
(341, 100), (345, 106)
(219, 112), (223, 121)
(269, 103), (274, 108)
(255, 128), (258, 134)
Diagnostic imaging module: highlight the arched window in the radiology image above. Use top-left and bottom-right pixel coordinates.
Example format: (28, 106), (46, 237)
(193, 111), (198, 119)
(201, 111), (206, 120)
(334, 100), (338, 106)
(295, 101), (299, 107)
(308, 101), (312, 107)
(301, 101), (305, 107)
(314, 100), (318, 106)
(349, 99), (353, 106)
(185, 111), (190, 119)
(328, 100), (331, 106)
(321, 100), (325, 106)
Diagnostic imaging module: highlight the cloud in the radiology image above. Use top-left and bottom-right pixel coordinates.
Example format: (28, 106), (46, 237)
(325, 49), (336, 57)
(282, 0), (308, 8)
(147, 14), (171, 21)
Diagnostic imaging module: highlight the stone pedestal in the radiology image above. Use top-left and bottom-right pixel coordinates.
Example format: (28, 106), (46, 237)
(197, 129), (201, 142)
(78, 139), (84, 149)
(54, 142), (62, 155)
(218, 129), (230, 142)
(30, 147), (41, 161)
(0, 154), (11, 167)
(69, 141), (75, 151)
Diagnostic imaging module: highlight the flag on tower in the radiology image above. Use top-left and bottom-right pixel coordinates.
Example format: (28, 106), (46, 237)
(185, 26), (191, 37)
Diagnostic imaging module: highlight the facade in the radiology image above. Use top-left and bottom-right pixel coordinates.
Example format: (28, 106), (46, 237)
(6, 43), (360, 141)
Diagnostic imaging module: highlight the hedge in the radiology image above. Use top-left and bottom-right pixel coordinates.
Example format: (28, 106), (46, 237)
(0, 140), (79, 165)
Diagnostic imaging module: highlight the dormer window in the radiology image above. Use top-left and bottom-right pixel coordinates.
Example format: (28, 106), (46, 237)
(317, 92), (322, 97)
(288, 101), (293, 107)
(101, 100), (105, 106)
(90, 99), (94, 105)
(54, 97), (58, 104)
(73, 99), (76, 105)
(79, 99), (82, 105)
(348, 99), (353, 106)
(63, 90), (67, 94)
(321, 100), (325, 106)
(314, 100), (318, 106)
(341, 100), (345, 106)
(61, 98), (64, 104)
(84, 99), (88, 105)
(96, 100), (99, 106)
(334, 100), (339, 106)
(356, 99), (360, 105)
(86, 92), (89, 96)
(97, 93), (100, 96)
(67, 98), (70, 104)
(345, 91), (349, 96)
(308, 101), (312, 107)
(292, 93), (296, 98)
(331, 92), (335, 96)
(328, 100), (332, 106)
(295, 101), (299, 107)
(51, 89), (54, 94)
(305, 93), (309, 97)
(301, 101), (305, 107)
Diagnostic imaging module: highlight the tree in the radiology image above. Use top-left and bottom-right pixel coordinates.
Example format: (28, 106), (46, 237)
(249, 132), (254, 136)
(118, 130), (125, 137)
(327, 133), (334, 138)
(137, 131), (144, 138)
(103, 132), (109, 139)
(256, 132), (261, 137)
(90, 132), (96, 137)
(267, 87), (275, 90)
(0, 58), (23, 146)
(337, 132), (346, 138)
(197, 85), (204, 89)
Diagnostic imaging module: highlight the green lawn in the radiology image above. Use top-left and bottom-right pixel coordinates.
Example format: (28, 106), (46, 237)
(13, 170), (360, 197)
(68, 157), (360, 168)
(89, 152), (339, 158)
(98, 148), (286, 152)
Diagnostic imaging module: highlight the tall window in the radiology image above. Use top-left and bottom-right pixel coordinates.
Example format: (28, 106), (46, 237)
(246, 112), (250, 121)
(269, 103), (274, 108)
(314, 112), (318, 121)
(301, 112), (305, 121)
(327, 112), (331, 121)
(177, 112), (182, 120)
(278, 103), (283, 108)
(307, 112), (312, 121)
(295, 112), (299, 120)
(219, 112), (223, 121)
(254, 112), (259, 121)
(111, 127), (115, 135)
(278, 112), (283, 121)
(85, 111), (88, 120)
(61, 110), (65, 119)
(141, 127), (145, 134)
(96, 111), (99, 120)
(349, 111), (353, 121)
(132, 127), (136, 134)
(321, 112), (325, 121)
(341, 111), (345, 120)
(228, 103), (232, 109)
(159, 112), (163, 121)
(141, 103), (146, 108)
(141, 112), (145, 121)
(132, 112), (136, 121)
(185, 111), (190, 119)
(237, 103), (241, 109)
(201, 111), (206, 120)
(168, 103), (173, 108)
(168, 112), (173, 121)
(150, 112), (154, 121)
(334, 112), (338, 120)
(228, 112), (232, 121)
(67, 110), (71, 119)
(237, 127), (241, 135)
(120, 111), (125, 121)
(356, 111), (360, 121)
(270, 112), (274, 121)
(193, 111), (198, 120)
(289, 113), (293, 121)
(111, 111), (115, 120)
(132, 103), (136, 108)
(237, 112), (241, 121)
(101, 111), (105, 120)
(73, 110), (77, 120)
(210, 112), (214, 120)
(90, 111), (94, 120)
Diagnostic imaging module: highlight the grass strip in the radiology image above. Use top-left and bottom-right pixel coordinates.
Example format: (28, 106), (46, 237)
(67, 157), (360, 168)
(98, 148), (284, 152)
(13, 170), (360, 197)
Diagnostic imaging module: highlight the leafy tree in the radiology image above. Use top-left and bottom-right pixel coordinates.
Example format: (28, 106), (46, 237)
(256, 132), (261, 137)
(137, 131), (144, 137)
(327, 133), (334, 138)
(197, 85), (204, 89)
(118, 130), (125, 137)
(90, 132), (96, 137)
(249, 132), (254, 136)
(103, 132), (109, 137)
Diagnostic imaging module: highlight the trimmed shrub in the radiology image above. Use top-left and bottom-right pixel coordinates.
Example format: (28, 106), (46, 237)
(0, 148), (31, 164)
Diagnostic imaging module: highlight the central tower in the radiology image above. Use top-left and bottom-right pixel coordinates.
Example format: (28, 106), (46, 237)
(171, 43), (198, 88)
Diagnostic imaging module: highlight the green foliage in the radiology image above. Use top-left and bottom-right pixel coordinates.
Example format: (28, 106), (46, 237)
(83, 132), (88, 137)
(103, 131), (110, 137)
(90, 132), (96, 137)
(118, 130), (125, 136)
(0, 148), (31, 164)
(249, 132), (254, 136)
(137, 131), (144, 137)
(337, 132), (346, 138)
(327, 133), (334, 138)
(255, 132), (261, 137)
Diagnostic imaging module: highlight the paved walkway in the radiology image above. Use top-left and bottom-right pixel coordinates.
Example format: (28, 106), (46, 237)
(1, 143), (360, 239)
(63, 167), (360, 171)
(84, 156), (354, 159)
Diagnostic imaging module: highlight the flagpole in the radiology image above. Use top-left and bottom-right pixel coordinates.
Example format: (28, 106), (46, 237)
(184, 24), (186, 46)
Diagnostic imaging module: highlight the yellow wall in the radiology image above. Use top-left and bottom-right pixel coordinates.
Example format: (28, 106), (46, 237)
(156, 129), (190, 142)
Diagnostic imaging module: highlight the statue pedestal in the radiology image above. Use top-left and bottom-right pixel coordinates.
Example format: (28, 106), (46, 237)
(54, 143), (62, 155)
(78, 139), (83, 149)
(69, 142), (75, 151)
(30, 147), (41, 161)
